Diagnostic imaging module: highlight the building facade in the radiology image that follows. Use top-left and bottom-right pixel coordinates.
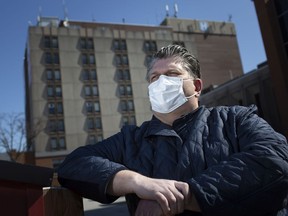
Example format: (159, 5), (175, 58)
(200, 62), (282, 134)
(253, 0), (288, 137)
(24, 17), (243, 168)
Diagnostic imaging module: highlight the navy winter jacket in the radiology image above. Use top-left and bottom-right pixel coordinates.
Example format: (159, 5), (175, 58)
(58, 105), (288, 215)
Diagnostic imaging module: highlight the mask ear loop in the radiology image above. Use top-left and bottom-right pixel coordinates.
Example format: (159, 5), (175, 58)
(186, 92), (198, 99)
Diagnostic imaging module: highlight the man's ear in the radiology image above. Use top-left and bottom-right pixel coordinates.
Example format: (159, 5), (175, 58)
(194, 79), (202, 96)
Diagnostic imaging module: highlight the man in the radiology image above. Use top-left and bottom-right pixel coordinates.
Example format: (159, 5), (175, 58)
(58, 45), (288, 215)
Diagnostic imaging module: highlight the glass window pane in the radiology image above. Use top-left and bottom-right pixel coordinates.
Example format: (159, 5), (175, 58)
(128, 100), (134, 111)
(82, 54), (88, 65)
(49, 121), (56, 132)
(47, 86), (54, 97)
(130, 116), (136, 125)
(88, 135), (96, 145)
(48, 103), (55, 114)
(87, 39), (94, 49)
(92, 86), (98, 96)
(80, 38), (86, 49)
(96, 134), (103, 142)
(54, 70), (61, 80)
(88, 118), (94, 129)
(122, 55), (128, 65)
(83, 70), (89, 81)
(123, 69), (130, 80)
(89, 54), (95, 64)
(45, 53), (52, 64)
(114, 40), (120, 50)
(58, 120), (65, 131)
(119, 85), (125, 95)
(57, 102), (63, 114)
(53, 53), (59, 64)
(120, 40), (127, 50)
(94, 101), (100, 112)
(121, 101), (127, 111)
(52, 37), (58, 48)
(59, 137), (66, 149)
(85, 86), (91, 96)
(86, 102), (93, 112)
(55, 86), (62, 97)
(90, 70), (97, 80)
(95, 117), (102, 129)
(126, 85), (132, 95)
(46, 70), (53, 80)
(44, 37), (50, 48)
(116, 55), (121, 66)
(122, 117), (129, 126)
(50, 138), (57, 149)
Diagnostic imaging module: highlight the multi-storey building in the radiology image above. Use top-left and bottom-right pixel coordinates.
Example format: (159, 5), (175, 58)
(24, 16), (243, 168)
(253, 0), (288, 137)
(200, 62), (283, 134)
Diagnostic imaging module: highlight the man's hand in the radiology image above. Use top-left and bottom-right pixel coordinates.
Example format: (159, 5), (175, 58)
(107, 170), (190, 215)
(135, 200), (164, 216)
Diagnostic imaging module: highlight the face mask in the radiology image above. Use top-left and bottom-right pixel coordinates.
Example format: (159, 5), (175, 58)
(148, 75), (198, 113)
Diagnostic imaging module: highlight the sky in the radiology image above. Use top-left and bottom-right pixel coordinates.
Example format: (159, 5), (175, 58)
(0, 0), (266, 114)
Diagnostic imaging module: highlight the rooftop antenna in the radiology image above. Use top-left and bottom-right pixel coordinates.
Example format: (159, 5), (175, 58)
(62, 0), (69, 26)
(228, 14), (232, 22)
(174, 3), (178, 18)
(37, 6), (42, 22)
(165, 4), (169, 17)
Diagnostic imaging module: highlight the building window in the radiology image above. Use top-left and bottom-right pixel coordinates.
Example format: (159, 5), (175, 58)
(49, 119), (65, 132)
(95, 117), (102, 129)
(88, 134), (103, 145)
(47, 86), (62, 98)
(115, 54), (129, 66)
(94, 101), (101, 112)
(86, 102), (94, 113)
(119, 84), (133, 96)
(118, 69), (131, 81)
(86, 101), (100, 113)
(87, 117), (102, 130)
(48, 103), (55, 114)
(45, 52), (59, 65)
(122, 115), (136, 126)
(44, 36), (58, 49)
(144, 41), (157, 52)
(87, 118), (94, 129)
(113, 39), (127, 51)
(88, 135), (97, 145)
(82, 69), (97, 81)
(46, 69), (61, 81)
(50, 137), (66, 151)
(92, 86), (98, 96)
(121, 100), (134, 112)
(82, 54), (95, 65)
(80, 38), (94, 50)
(84, 85), (99, 97)
(48, 102), (63, 115)
(145, 55), (153, 67)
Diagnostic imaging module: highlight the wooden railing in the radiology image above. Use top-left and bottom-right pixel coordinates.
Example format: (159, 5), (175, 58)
(0, 160), (83, 216)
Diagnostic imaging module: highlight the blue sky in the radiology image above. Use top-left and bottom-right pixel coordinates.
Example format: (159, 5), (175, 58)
(0, 0), (266, 114)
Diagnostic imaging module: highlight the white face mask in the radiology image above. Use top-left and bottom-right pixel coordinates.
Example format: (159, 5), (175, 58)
(148, 75), (198, 113)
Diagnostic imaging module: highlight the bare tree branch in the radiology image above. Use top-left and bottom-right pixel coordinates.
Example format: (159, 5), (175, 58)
(0, 112), (44, 162)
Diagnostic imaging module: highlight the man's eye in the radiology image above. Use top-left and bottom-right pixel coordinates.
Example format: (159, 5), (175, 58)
(150, 76), (158, 82)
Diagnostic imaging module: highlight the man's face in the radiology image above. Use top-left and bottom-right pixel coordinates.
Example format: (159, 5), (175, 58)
(148, 57), (198, 98)
(148, 57), (190, 83)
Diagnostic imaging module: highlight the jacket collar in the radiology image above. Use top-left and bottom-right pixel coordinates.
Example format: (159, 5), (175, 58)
(144, 106), (204, 138)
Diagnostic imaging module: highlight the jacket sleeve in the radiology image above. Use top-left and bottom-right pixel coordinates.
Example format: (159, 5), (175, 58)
(188, 105), (288, 216)
(57, 130), (128, 204)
